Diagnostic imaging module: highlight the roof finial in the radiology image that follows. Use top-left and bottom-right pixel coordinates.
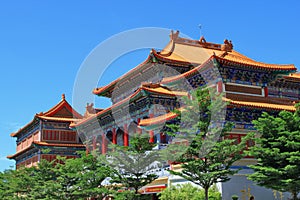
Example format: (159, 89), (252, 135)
(198, 24), (202, 37)
(62, 93), (65, 100)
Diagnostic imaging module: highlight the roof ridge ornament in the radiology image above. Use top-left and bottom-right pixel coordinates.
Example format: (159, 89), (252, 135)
(62, 93), (65, 100)
(221, 39), (233, 51)
(84, 103), (96, 117)
(170, 30), (179, 41)
(199, 36), (207, 44)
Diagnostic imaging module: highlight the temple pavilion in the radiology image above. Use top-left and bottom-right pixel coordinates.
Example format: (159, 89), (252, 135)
(72, 30), (299, 199)
(7, 94), (85, 169)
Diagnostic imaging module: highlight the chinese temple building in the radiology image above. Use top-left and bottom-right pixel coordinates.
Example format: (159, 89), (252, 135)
(7, 94), (85, 169)
(72, 31), (299, 199)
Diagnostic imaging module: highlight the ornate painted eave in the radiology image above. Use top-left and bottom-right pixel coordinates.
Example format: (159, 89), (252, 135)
(224, 94), (296, 112)
(72, 84), (187, 128)
(282, 73), (300, 82)
(139, 94), (297, 129)
(216, 56), (296, 71)
(7, 141), (85, 160)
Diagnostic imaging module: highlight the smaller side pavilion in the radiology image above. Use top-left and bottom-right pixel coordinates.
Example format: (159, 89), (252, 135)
(7, 94), (86, 169)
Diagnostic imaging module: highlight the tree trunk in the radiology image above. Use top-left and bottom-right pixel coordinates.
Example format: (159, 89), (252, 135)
(135, 187), (139, 194)
(292, 191), (298, 200)
(205, 186), (209, 200)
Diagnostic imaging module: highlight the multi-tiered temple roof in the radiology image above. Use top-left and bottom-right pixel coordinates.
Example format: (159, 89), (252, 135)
(72, 31), (299, 130)
(69, 31), (300, 197)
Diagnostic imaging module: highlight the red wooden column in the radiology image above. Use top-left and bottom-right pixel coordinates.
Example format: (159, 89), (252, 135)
(101, 133), (107, 154)
(112, 128), (117, 144)
(217, 81), (223, 93)
(137, 118), (142, 134)
(264, 87), (268, 97)
(123, 124), (129, 146)
(149, 114), (154, 143)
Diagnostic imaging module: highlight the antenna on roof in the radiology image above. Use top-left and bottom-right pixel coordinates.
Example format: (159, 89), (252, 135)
(198, 24), (202, 36)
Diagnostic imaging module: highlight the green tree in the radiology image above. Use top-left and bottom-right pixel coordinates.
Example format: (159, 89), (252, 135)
(159, 183), (221, 200)
(248, 108), (300, 200)
(0, 152), (114, 200)
(165, 87), (251, 200)
(28, 159), (61, 199)
(0, 166), (37, 200)
(56, 152), (113, 200)
(108, 133), (160, 199)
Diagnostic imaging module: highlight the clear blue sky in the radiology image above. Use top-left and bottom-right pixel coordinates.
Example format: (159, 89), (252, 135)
(1, 1), (300, 171)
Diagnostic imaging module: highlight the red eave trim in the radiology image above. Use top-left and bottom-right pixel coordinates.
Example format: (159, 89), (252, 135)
(93, 56), (152, 96)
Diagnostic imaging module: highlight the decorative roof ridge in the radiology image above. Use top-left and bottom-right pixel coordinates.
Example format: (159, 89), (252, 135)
(41, 94), (83, 119)
(168, 30), (233, 52)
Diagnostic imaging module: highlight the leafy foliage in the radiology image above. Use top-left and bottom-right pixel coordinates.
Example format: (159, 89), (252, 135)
(55, 152), (113, 199)
(0, 152), (113, 200)
(248, 108), (300, 200)
(159, 183), (221, 200)
(108, 133), (160, 199)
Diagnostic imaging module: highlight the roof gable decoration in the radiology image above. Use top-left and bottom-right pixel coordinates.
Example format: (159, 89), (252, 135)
(38, 94), (82, 119)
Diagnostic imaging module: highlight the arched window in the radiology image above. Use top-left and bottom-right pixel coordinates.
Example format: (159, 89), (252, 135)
(106, 130), (113, 143)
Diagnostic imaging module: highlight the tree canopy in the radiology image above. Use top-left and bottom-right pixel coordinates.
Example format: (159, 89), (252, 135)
(159, 183), (221, 200)
(165, 87), (251, 200)
(107, 133), (160, 199)
(0, 152), (114, 200)
(248, 108), (300, 200)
